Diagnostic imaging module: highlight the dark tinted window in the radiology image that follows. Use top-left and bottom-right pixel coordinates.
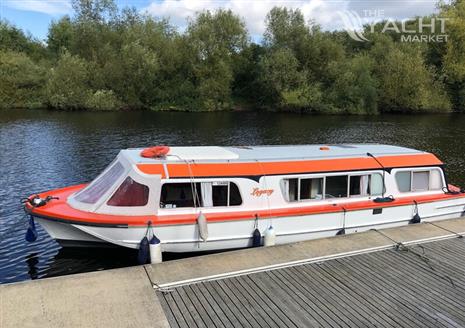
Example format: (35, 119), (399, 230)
(288, 178), (298, 201)
(229, 183), (242, 206)
(107, 177), (149, 206)
(160, 183), (202, 208)
(325, 176), (348, 198)
(300, 178), (323, 200)
(212, 184), (228, 206)
(349, 176), (362, 196)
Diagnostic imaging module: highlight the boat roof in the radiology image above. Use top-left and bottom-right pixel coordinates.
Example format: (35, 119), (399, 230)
(122, 144), (427, 164)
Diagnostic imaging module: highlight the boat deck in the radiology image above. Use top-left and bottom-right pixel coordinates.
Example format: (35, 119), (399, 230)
(159, 237), (465, 328)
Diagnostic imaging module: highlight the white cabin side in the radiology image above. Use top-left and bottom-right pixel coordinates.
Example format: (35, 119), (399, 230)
(67, 145), (447, 217)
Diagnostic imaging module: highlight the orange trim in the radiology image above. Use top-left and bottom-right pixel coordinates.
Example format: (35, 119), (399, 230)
(26, 184), (465, 227)
(136, 164), (166, 178)
(137, 153), (442, 178)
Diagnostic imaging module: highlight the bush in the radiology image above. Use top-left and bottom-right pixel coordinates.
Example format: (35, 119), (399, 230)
(45, 51), (91, 110)
(85, 90), (122, 110)
(0, 50), (46, 109)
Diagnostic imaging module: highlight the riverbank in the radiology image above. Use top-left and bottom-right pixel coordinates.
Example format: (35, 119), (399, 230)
(3, 1), (465, 116)
(2, 217), (465, 327)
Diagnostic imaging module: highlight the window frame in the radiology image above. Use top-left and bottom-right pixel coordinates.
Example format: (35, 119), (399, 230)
(282, 171), (384, 203)
(324, 175), (349, 199)
(284, 176), (326, 202)
(159, 180), (243, 209)
(159, 182), (202, 209)
(394, 167), (445, 193)
(106, 176), (150, 207)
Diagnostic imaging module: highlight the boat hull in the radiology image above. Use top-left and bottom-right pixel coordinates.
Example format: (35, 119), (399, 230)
(34, 196), (465, 252)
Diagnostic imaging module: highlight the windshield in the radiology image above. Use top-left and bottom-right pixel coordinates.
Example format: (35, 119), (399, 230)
(74, 162), (125, 204)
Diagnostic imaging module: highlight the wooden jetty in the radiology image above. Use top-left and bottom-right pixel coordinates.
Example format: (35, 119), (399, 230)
(2, 217), (465, 327)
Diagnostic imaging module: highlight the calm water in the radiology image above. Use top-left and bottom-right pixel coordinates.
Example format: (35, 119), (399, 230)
(1, 109), (465, 284)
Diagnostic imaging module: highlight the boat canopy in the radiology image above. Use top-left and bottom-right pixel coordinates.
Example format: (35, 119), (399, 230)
(68, 152), (160, 216)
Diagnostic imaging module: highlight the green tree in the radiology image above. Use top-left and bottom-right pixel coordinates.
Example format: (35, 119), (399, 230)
(326, 55), (378, 114)
(370, 35), (451, 112)
(0, 20), (47, 61)
(186, 9), (248, 110)
(440, 0), (465, 110)
(47, 16), (74, 57)
(259, 48), (322, 111)
(45, 52), (92, 110)
(0, 51), (46, 109)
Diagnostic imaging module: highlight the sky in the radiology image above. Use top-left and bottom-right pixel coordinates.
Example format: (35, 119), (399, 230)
(0, 0), (442, 42)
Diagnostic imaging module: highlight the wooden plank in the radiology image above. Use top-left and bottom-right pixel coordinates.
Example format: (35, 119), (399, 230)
(214, 280), (263, 328)
(267, 269), (344, 328)
(364, 253), (465, 326)
(248, 271), (324, 328)
(372, 250), (465, 313)
(281, 266), (367, 328)
(262, 269), (336, 327)
(322, 258), (441, 328)
(181, 285), (216, 328)
(295, 263), (404, 328)
(326, 257), (441, 328)
(221, 277), (274, 328)
(170, 288), (202, 328)
(188, 283), (225, 328)
(358, 252), (465, 325)
(157, 292), (185, 328)
(232, 275), (295, 328)
(295, 263), (402, 328)
(208, 280), (254, 328)
(244, 274), (312, 328)
(193, 282), (235, 328)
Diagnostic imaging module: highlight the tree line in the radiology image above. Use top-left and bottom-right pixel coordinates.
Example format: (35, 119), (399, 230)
(1, 0), (464, 114)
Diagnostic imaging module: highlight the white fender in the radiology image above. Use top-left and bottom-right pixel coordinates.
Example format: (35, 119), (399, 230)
(197, 212), (208, 242)
(264, 225), (276, 247)
(149, 235), (162, 264)
(149, 242), (162, 264)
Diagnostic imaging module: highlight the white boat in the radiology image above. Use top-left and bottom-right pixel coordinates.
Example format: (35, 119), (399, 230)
(25, 144), (465, 252)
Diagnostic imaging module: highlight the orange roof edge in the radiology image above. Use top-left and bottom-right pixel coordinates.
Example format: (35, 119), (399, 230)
(136, 153), (443, 177)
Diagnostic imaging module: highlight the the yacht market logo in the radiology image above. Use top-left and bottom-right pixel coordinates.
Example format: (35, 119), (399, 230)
(337, 9), (449, 43)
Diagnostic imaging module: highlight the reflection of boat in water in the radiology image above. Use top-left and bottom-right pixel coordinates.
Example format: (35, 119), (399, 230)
(40, 247), (138, 279)
(25, 144), (465, 253)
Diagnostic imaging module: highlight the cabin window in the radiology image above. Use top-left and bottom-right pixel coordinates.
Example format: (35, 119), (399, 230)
(284, 173), (383, 202)
(288, 178), (299, 201)
(284, 178), (323, 201)
(395, 169), (443, 192)
(160, 183), (202, 208)
(396, 172), (411, 192)
(75, 162), (125, 204)
(349, 174), (383, 197)
(300, 178), (324, 200)
(326, 176), (348, 198)
(107, 177), (149, 206)
(203, 181), (242, 207)
(160, 181), (242, 208)
(349, 175), (365, 197)
(370, 174), (384, 196)
(430, 170), (443, 190)
(412, 171), (429, 191)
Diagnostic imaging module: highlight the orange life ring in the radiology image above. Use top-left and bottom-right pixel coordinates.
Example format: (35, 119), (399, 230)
(140, 146), (170, 158)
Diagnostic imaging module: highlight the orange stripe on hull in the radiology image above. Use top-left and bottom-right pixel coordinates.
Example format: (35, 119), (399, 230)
(136, 153), (442, 178)
(26, 184), (465, 227)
